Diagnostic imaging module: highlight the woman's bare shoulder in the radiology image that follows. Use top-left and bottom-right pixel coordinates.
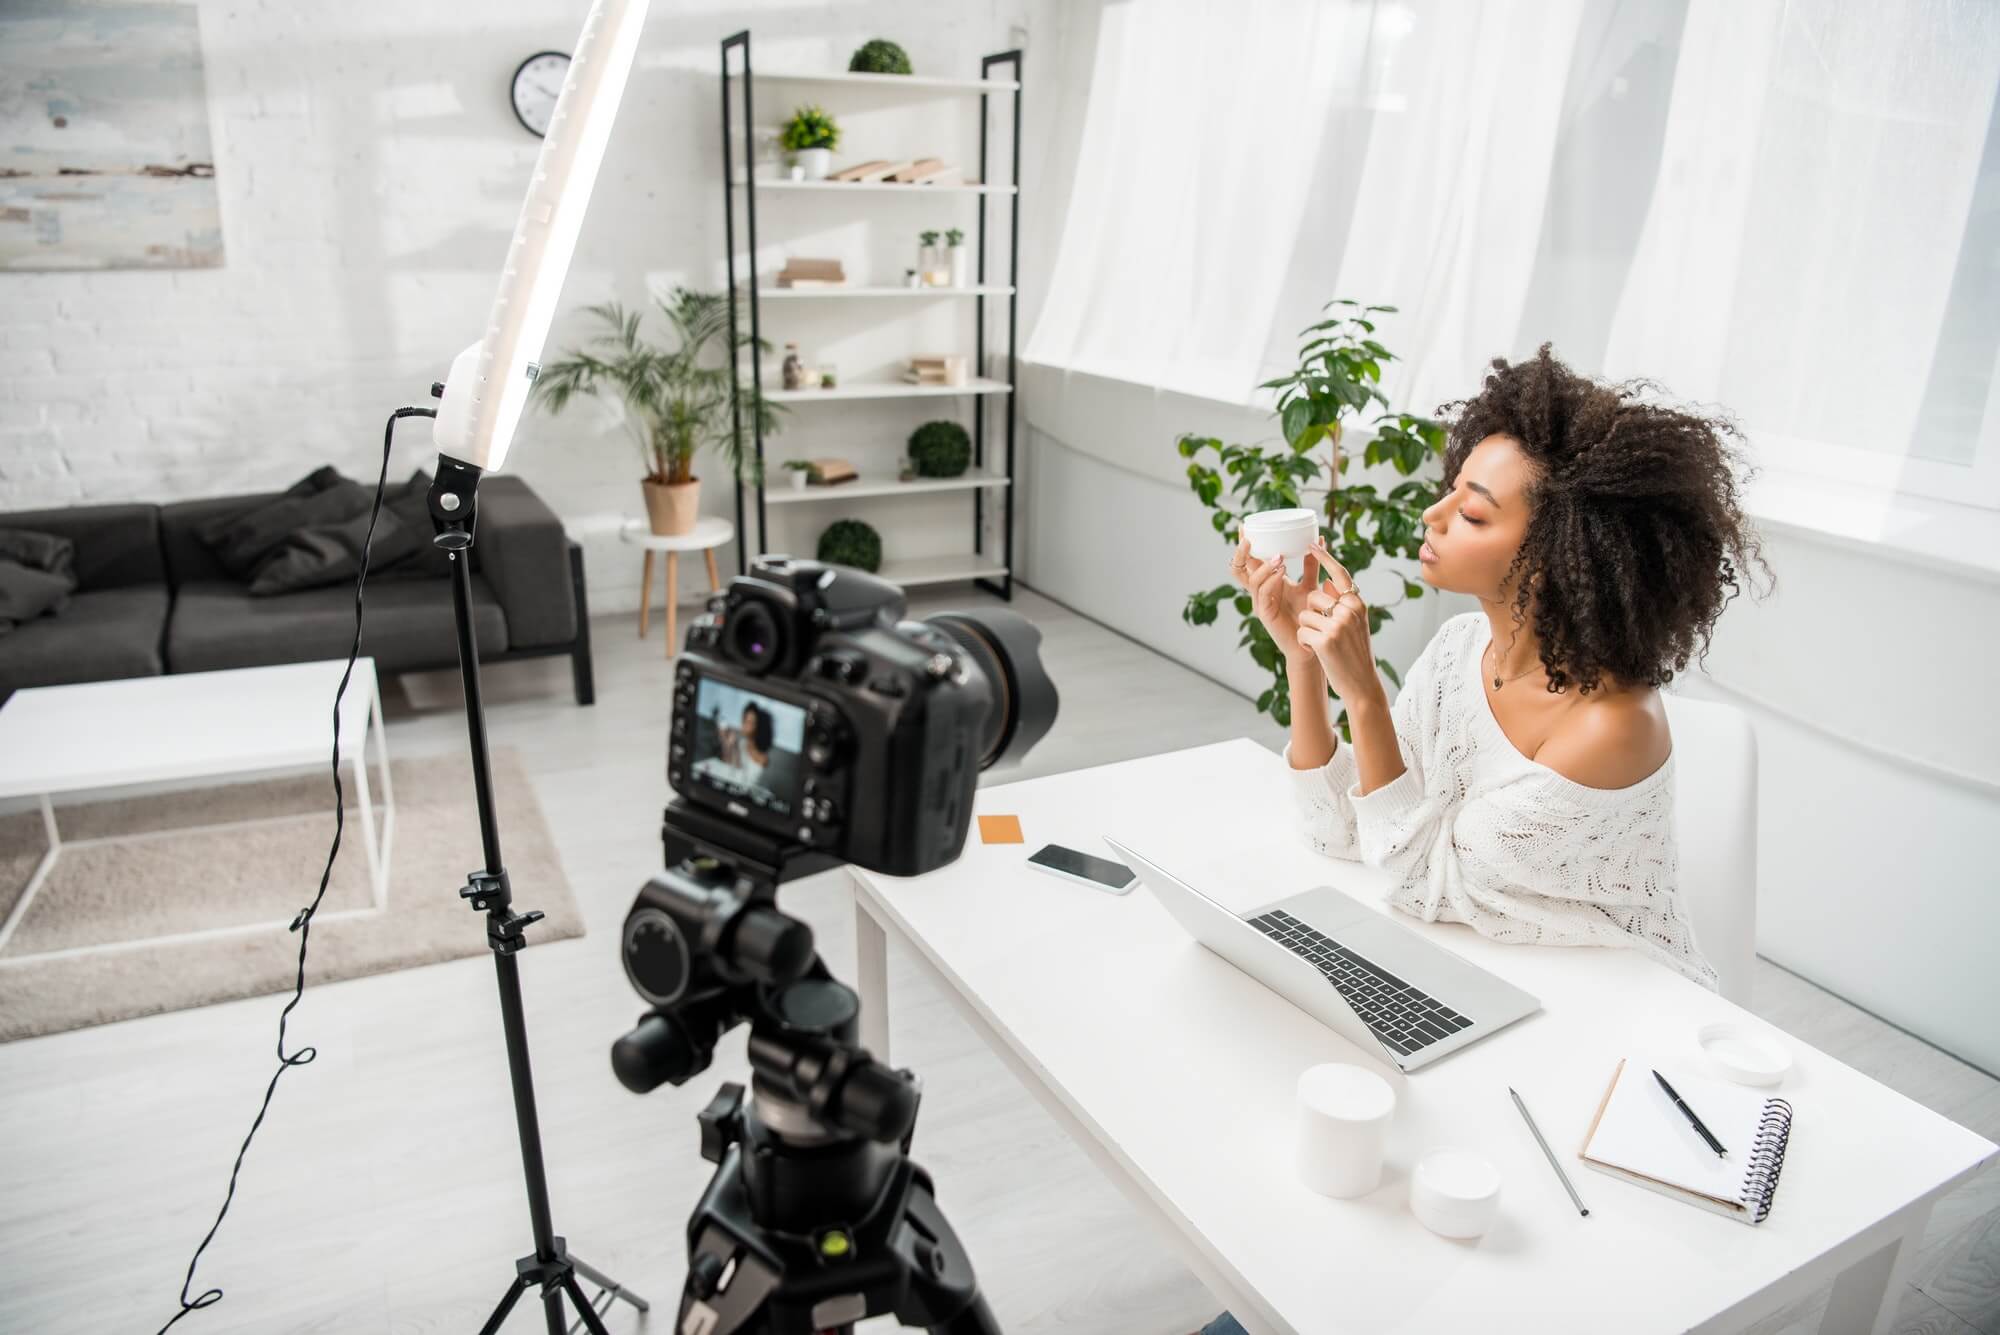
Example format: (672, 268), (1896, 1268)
(1532, 685), (1671, 790)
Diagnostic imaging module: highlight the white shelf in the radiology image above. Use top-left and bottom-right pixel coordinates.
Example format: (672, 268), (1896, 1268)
(768, 476), (1010, 504)
(756, 70), (1019, 95)
(736, 177), (1015, 196)
(764, 376), (1012, 403)
(757, 285), (1014, 299)
(876, 557), (1010, 588)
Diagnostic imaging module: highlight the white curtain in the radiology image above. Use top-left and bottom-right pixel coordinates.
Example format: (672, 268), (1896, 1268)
(1603, 0), (2000, 469)
(1026, 0), (2000, 503)
(1024, 0), (1366, 403)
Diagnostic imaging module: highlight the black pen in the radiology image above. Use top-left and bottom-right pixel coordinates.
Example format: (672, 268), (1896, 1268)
(1653, 1068), (1728, 1157)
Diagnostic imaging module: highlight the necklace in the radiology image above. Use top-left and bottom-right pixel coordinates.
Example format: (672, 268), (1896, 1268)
(1485, 640), (1539, 691)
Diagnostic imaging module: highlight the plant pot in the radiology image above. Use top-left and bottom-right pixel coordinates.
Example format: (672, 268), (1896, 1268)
(642, 477), (700, 536)
(796, 147), (833, 180)
(790, 471), (809, 491)
(949, 244), (969, 288)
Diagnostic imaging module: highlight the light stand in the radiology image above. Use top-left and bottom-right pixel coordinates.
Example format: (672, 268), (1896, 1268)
(428, 456), (648, 1335)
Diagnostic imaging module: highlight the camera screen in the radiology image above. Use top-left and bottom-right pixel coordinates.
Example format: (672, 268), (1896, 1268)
(687, 677), (809, 817)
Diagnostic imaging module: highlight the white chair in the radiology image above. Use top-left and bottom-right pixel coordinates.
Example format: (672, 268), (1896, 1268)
(1661, 692), (1759, 1004)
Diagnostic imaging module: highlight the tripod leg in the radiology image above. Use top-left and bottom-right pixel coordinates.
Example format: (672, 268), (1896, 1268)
(478, 1275), (531, 1335)
(561, 1274), (616, 1335)
(571, 1254), (651, 1311)
(544, 1281), (566, 1335)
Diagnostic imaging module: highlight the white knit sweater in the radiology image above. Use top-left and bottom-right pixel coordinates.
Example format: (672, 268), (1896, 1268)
(1285, 612), (1718, 989)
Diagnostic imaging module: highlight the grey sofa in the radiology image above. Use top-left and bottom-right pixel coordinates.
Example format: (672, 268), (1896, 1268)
(0, 476), (594, 705)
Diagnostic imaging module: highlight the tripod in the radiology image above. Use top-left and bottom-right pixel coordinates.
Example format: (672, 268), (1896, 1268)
(429, 460), (648, 1335)
(611, 806), (1001, 1335)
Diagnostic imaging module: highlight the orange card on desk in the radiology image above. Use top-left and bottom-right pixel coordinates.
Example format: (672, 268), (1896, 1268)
(977, 814), (1024, 845)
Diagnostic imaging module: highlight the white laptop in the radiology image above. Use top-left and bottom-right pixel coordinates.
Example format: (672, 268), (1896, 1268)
(1104, 836), (1540, 1072)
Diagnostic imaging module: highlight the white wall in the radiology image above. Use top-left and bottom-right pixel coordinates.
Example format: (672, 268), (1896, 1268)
(0, 0), (1028, 612)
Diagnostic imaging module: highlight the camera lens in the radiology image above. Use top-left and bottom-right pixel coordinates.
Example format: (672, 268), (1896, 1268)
(922, 609), (1058, 771)
(724, 598), (783, 674)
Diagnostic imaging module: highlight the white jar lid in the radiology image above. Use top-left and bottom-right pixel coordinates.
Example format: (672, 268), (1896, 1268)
(1696, 1021), (1792, 1087)
(1411, 1149), (1501, 1239)
(1242, 507), (1316, 530)
(1296, 1063), (1395, 1123)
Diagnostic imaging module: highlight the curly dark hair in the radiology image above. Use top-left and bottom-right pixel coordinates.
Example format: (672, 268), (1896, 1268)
(1435, 343), (1769, 695)
(741, 703), (775, 752)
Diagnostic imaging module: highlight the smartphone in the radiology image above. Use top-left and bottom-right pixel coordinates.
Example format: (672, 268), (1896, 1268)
(1026, 843), (1137, 895)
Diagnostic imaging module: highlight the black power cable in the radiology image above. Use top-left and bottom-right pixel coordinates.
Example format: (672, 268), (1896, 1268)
(156, 405), (436, 1334)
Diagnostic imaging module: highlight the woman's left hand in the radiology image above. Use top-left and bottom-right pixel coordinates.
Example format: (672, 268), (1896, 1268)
(1296, 540), (1386, 708)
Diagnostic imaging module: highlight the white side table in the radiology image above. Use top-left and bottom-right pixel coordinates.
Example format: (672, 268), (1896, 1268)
(619, 516), (734, 656)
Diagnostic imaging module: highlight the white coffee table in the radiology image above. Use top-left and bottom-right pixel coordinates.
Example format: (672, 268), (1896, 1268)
(0, 659), (394, 954)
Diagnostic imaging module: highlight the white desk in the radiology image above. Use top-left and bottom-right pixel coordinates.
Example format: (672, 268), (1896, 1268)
(848, 738), (1995, 1335)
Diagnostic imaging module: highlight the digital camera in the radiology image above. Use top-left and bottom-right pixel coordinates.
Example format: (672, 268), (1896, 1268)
(667, 555), (1057, 878)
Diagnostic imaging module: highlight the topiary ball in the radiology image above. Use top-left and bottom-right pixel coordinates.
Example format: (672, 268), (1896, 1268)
(817, 518), (882, 573)
(908, 419), (971, 478)
(849, 39), (912, 75)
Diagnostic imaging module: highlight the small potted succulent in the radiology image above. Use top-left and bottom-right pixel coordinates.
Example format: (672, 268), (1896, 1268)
(945, 227), (969, 288)
(918, 229), (943, 286)
(781, 105), (840, 180)
(848, 39), (912, 74)
(781, 459), (821, 491)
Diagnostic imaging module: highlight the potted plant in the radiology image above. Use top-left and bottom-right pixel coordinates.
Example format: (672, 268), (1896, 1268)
(945, 227), (969, 287)
(908, 419), (971, 478)
(534, 288), (781, 536)
(1179, 299), (1446, 735)
(782, 459), (820, 491)
(817, 518), (882, 573)
(917, 229), (943, 286)
(781, 105), (839, 180)
(849, 39), (912, 74)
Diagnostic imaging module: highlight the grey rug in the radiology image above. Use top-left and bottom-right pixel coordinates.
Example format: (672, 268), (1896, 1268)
(0, 746), (583, 1042)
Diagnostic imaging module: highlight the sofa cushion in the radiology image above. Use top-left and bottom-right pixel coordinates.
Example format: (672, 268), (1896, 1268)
(0, 529), (78, 631)
(0, 586), (168, 690)
(0, 504), (161, 591)
(198, 466), (372, 580)
(166, 575), (507, 675)
(247, 502), (426, 596)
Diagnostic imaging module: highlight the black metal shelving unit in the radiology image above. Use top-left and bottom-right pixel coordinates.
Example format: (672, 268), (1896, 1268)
(719, 33), (1022, 601)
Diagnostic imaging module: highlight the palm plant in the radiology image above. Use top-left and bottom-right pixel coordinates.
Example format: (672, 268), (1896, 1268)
(534, 288), (780, 486)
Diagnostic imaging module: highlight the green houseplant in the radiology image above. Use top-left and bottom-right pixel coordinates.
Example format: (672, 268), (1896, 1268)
(908, 420), (971, 478)
(849, 39), (912, 74)
(781, 458), (821, 490)
(1179, 299), (1447, 733)
(781, 105), (840, 179)
(534, 288), (780, 536)
(817, 518), (882, 573)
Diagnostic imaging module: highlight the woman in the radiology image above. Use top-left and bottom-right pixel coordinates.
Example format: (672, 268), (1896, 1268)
(1254, 344), (1765, 988)
(1194, 344), (1763, 1335)
(711, 702), (774, 791)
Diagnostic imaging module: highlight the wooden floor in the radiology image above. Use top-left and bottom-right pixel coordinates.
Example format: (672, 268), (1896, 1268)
(0, 585), (1992, 1334)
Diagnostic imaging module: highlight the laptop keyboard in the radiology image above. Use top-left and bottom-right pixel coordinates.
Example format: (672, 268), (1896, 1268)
(1248, 909), (1473, 1057)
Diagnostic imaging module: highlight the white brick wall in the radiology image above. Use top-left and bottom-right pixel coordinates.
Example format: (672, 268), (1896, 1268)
(0, 0), (1028, 612)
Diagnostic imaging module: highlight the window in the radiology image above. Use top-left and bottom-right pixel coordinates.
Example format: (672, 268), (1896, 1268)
(1026, 0), (2000, 507)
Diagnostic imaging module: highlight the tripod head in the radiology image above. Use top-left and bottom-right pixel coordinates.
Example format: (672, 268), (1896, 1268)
(610, 803), (999, 1335)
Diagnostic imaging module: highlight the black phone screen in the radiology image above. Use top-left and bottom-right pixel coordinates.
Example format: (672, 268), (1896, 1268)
(1028, 844), (1136, 889)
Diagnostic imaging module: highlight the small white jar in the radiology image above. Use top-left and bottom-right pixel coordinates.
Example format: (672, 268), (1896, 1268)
(1410, 1149), (1501, 1239)
(1294, 1063), (1396, 1198)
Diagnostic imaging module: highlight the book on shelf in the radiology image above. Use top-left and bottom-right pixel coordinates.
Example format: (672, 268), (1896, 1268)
(903, 355), (969, 386)
(807, 457), (859, 485)
(776, 257), (845, 287)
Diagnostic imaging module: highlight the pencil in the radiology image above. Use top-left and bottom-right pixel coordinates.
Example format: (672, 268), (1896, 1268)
(1510, 1086), (1590, 1217)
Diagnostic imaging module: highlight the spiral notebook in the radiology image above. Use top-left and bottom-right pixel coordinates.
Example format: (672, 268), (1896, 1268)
(1577, 1057), (1795, 1225)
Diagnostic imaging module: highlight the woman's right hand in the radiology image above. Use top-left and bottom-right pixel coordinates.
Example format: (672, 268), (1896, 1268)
(1232, 535), (1326, 671)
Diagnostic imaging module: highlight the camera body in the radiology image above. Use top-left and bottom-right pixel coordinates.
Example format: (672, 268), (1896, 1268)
(669, 556), (995, 879)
